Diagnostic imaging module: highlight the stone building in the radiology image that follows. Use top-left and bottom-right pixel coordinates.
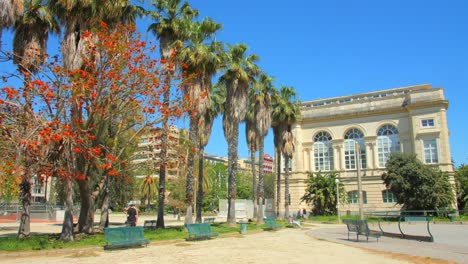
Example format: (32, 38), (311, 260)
(286, 84), (455, 215)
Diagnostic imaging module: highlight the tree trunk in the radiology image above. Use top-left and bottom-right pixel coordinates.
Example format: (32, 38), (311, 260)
(257, 139), (265, 224)
(251, 148), (257, 221)
(284, 156), (290, 219)
(196, 148), (204, 223)
(98, 187), (110, 230)
(276, 148), (282, 219)
(60, 176), (74, 242)
(77, 179), (95, 234)
(185, 115), (198, 225)
(227, 123), (239, 227)
(17, 177), (31, 238)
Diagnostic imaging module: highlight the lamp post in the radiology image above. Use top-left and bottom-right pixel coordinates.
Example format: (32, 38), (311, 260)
(335, 178), (340, 224)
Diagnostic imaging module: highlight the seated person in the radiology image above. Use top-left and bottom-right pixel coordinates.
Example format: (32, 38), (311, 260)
(289, 215), (301, 228)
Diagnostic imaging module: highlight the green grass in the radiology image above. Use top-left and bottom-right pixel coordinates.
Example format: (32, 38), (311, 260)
(0, 221), (282, 252)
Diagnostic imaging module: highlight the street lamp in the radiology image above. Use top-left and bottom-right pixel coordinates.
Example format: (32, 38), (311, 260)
(335, 178), (340, 224)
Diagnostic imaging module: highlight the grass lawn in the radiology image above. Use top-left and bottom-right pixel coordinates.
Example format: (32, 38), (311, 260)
(0, 221), (289, 252)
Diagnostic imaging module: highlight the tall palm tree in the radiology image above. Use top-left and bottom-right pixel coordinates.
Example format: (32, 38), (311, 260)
(10, 0), (58, 239)
(271, 86), (300, 219)
(219, 43), (259, 226)
(0, 0), (23, 49)
(252, 73), (273, 224)
(245, 99), (258, 220)
(176, 17), (223, 224)
(148, 0), (198, 228)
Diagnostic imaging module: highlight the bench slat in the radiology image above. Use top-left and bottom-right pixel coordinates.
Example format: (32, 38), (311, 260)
(104, 227), (149, 249)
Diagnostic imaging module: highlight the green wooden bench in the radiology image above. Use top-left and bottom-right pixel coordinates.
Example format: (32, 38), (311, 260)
(104, 227), (149, 249)
(343, 219), (382, 242)
(264, 218), (282, 230)
(404, 216), (428, 223)
(203, 217), (215, 224)
(143, 220), (157, 229)
(186, 223), (219, 240)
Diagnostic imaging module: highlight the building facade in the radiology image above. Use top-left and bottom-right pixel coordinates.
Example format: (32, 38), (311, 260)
(238, 154), (274, 175)
(285, 84), (455, 215)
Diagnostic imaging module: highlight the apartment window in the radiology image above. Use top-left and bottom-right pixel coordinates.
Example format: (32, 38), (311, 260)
(140, 138), (149, 144)
(424, 139), (438, 164)
(421, 119), (435, 128)
(344, 128), (366, 170)
(348, 191), (367, 204)
(313, 131), (333, 171)
(377, 124), (400, 167)
(382, 190), (397, 203)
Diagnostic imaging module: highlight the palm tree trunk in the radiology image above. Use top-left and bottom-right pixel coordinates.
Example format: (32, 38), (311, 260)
(157, 76), (171, 228)
(185, 115), (198, 225)
(257, 139), (265, 224)
(227, 123), (239, 227)
(250, 148), (257, 220)
(60, 176), (74, 242)
(196, 147), (204, 223)
(276, 148), (282, 219)
(284, 156), (290, 219)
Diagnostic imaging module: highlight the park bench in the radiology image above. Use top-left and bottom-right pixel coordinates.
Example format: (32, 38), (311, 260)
(264, 218), (282, 230)
(104, 226), (149, 249)
(203, 217), (215, 224)
(143, 220), (157, 229)
(398, 216), (433, 242)
(186, 223), (219, 240)
(343, 219), (382, 242)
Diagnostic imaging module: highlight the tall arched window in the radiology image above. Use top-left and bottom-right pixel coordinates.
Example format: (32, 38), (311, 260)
(344, 128), (366, 170)
(377, 124), (400, 167)
(313, 131), (333, 171)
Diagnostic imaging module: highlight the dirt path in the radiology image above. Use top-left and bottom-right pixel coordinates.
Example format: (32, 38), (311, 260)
(2, 227), (417, 264)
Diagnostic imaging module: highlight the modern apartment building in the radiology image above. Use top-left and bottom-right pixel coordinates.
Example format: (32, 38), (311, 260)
(132, 126), (186, 178)
(284, 84), (455, 215)
(238, 154), (274, 175)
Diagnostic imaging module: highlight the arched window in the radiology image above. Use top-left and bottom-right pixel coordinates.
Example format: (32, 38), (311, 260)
(313, 131), (333, 171)
(377, 124), (400, 167)
(344, 128), (366, 170)
(347, 191), (367, 204)
(382, 190), (397, 203)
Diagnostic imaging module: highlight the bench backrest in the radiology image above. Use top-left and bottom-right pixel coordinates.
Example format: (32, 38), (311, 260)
(104, 227), (145, 242)
(187, 223), (212, 235)
(343, 219), (369, 233)
(404, 216), (428, 222)
(265, 218), (277, 226)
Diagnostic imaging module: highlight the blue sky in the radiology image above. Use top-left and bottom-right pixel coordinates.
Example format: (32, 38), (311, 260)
(1, 0), (467, 166)
(190, 0), (468, 166)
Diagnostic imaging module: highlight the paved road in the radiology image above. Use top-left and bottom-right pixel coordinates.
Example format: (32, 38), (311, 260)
(309, 222), (468, 264)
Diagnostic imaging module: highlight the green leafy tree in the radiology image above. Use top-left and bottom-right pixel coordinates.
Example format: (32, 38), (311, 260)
(455, 164), (468, 210)
(301, 171), (345, 216)
(382, 153), (454, 210)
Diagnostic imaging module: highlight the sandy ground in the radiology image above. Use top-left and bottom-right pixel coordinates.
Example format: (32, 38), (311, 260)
(0, 215), (460, 264)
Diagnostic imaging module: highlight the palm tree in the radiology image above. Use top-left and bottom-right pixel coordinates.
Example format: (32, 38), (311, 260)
(13, 0), (59, 74)
(271, 86), (300, 219)
(141, 175), (157, 209)
(245, 99), (258, 220)
(0, 0), (23, 49)
(10, 0), (58, 239)
(176, 17), (223, 223)
(252, 73), (273, 224)
(148, 0), (198, 228)
(219, 43), (259, 226)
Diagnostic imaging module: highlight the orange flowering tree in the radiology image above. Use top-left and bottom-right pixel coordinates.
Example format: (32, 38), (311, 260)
(0, 23), (189, 240)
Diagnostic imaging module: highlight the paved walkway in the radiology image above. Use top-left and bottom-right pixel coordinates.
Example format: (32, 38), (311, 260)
(309, 222), (468, 264)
